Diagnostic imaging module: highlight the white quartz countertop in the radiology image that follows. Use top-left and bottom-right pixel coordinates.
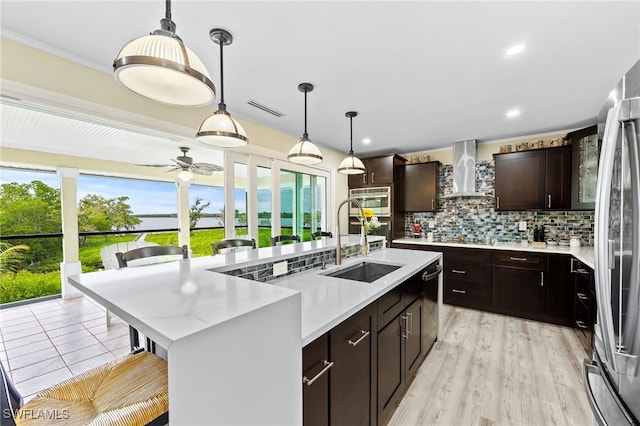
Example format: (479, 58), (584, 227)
(392, 238), (594, 269)
(271, 248), (441, 345)
(69, 236), (434, 348)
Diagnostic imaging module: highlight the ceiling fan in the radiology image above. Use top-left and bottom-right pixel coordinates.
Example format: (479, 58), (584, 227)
(137, 146), (223, 181)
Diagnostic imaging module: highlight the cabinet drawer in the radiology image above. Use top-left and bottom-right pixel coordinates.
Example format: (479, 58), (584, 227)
(493, 251), (546, 270)
(377, 285), (404, 329)
(444, 279), (492, 310)
(444, 263), (491, 284)
(444, 248), (492, 264)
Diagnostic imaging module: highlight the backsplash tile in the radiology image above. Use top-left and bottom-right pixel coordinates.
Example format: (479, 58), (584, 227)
(404, 161), (594, 246)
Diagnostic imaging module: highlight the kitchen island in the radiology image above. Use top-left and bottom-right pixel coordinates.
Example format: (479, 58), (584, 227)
(68, 238), (441, 425)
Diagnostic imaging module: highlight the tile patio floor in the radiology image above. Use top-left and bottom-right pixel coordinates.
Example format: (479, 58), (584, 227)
(0, 296), (130, 402)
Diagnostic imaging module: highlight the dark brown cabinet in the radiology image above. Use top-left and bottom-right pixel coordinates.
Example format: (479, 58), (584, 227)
(443, 247), (492, 310)
(403, 161), (440, 212)
(330, 303), (377, 426)
(302, 333), (330, 426)
(568, 125), (598, 210)
(492, 251), (547, 316)
(348, 155), (405, 187)
(494, 146), (572, 210)
(571, 258), (596, 352)
(546, 254), (574, 326)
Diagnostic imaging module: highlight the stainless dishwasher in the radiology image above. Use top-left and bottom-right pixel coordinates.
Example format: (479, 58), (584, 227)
(422, 261), (441, 352)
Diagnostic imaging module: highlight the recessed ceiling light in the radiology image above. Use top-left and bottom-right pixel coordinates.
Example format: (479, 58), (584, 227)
(506, 44), (527, 56)
(506, 109), (521, 118)
(362, 138), (371, 144)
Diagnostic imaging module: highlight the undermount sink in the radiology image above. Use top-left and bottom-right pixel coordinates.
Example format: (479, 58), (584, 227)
(323, 261), (402, 283)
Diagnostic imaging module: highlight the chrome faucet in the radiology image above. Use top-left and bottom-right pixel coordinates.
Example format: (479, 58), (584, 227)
(336, 198), (365, 265)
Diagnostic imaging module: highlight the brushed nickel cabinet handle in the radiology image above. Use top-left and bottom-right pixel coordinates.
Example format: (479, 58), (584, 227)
(303, 360), (334, 386)
(510, 257), (527, 261)
(576, 320), (588, 329)
(432, 199), (435, 210)
(548, 194), (552, 208)
(348, 330), (370, 347)
(452, 289), (466, 294)
(540, 271), (544, 286)
(401, 315), (409, 339)
(577, 293), (589, 301)
(371, 172), (375, 184)
(496, 197), (500, 209)
(406, 312), (413, 336)
(451, 269), (466, 274)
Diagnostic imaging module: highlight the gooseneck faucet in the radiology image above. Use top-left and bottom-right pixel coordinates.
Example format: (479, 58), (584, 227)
(336, 198), (365, 265)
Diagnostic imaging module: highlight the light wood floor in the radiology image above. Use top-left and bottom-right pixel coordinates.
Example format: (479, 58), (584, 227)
(388, 305), (593, 426)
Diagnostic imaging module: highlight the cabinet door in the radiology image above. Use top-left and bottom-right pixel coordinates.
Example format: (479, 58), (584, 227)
(545, 146), (572, 210)
(404, 162), (439, 212)
(367, 156), (394, 185)
(569, 125), (598, 210)
(330, 305), (376, 426)
(405, 297), (424, 379)
(546, 254), (573, 325)
(377, 315), (404, 426)
(302, 333), (330, 426)
(494, 150), (545, 210)
(348, 160), (369, 187)
(493, 266), (546, 315)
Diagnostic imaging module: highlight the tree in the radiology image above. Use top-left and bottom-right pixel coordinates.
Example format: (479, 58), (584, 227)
(189, 197), (211, 229)
(78, 194), (140, 238)
(0, 242), (30, 274)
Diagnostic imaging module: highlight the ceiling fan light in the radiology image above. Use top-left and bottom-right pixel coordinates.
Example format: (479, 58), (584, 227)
(288, 138), (323, 165)
(177, 169), (194, 182)
(338, 155), (366, 174)
(197, 110), (248, 147)
(114, 33), (216, 106)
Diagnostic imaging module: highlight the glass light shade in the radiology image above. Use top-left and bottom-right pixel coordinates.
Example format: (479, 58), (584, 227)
(114, 34), (216, 106)
(338, 155), (366, 174)
(288, 139), (323, 164)
(177, 169), (194, 182)
(197, 111), (248, 148)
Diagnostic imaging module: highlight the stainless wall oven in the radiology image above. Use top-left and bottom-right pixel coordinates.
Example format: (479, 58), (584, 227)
(349, 186), (392, 217)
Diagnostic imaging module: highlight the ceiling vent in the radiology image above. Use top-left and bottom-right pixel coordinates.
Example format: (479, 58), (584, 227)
(442, 139), (489, 198)
(247, 99), (285, 117)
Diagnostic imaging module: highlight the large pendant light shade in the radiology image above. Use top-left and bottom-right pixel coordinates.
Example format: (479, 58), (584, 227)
(197, 28), (248, 148)
(338, 111), (366, 174)
(113, 0), (216, 107)
(288, 83), (323, 164)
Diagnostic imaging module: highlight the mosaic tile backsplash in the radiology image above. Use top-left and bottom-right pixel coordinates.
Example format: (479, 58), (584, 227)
(404, 161), (595, 246)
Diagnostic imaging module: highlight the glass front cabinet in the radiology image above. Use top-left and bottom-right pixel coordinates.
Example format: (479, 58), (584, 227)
(569, 125), (598, 210)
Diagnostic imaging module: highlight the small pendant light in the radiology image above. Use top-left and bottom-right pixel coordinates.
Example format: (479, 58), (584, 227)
(113, 0), (216, 107)
(338, 111), (366, 174)
(196, 28), (248, 148)
(288, 83), (323, 164)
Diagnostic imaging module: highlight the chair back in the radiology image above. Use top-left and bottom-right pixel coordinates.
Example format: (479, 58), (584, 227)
(271, 235), (301, 246)
(312, 231), (333, 239)
(116, 245), (188, 268)
(1, 359), (22, 426)
(212, 239), (256, 254)
(100, 241), (158, 270)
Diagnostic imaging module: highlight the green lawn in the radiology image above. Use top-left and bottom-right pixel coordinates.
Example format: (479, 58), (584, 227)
(1, 228), (315, 304)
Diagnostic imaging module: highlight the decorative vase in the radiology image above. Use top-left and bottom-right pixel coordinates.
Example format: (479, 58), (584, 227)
(360, 226), (369, 256)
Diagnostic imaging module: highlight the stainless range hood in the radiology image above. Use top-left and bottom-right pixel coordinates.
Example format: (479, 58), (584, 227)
(442, 139), (488, 198)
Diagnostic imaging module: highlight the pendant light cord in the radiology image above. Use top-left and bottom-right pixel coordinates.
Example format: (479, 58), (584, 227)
(349, 115), (354, 155)
(165, 0), (171, 20)
(303, 88), (308, 139)
(219, 37), (225, 107)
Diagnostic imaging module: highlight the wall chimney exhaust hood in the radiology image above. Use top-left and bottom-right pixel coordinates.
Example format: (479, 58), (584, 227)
(442, 139), (489, 198)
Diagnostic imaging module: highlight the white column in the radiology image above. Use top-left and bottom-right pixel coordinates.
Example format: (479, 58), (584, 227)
(57, 167), (82, 299)
(176, 180), (191, 249)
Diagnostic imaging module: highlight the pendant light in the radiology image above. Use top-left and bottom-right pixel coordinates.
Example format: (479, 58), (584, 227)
(288, 83), (323, 164)
(338, 111), (366, 174)
(113, 0), (216, 107)
(196, 28), (248, 148)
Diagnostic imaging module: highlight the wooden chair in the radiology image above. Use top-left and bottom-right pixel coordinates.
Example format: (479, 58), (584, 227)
(115, 245), (189, 352)
(312, 231), (333, 239)
(212, 239), (257, 254)
(115, 245), (188, 268)
(271, 235), (301, 246)
(0, 351), (168, 426)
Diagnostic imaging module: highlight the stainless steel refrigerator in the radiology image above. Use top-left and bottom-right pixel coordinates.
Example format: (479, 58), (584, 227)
(583, 59), (640, 425)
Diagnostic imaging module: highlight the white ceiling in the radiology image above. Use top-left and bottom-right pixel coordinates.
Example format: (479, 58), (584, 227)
(1, 1), (639, 164)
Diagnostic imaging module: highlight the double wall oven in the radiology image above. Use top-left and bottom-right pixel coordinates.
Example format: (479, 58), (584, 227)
(348, 186), (392, 243)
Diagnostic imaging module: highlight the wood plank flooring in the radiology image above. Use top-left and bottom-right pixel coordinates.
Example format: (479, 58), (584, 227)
(388, 305), (592, 426)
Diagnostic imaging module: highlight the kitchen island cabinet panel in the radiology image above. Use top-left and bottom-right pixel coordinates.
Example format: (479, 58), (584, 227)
(377, 315), (404, 426)
(330, 303), (377, 426)
(303, 333), (330, 426)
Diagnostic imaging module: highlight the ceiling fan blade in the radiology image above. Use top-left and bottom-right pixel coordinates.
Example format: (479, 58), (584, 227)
(171, 158), (191, 167)
(193, 162), (223, 172)
(191, 166), (212, 176)
(136, 163), (173, 168)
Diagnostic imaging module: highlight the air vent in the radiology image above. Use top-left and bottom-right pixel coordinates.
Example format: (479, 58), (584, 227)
(247, 99), (285, 117)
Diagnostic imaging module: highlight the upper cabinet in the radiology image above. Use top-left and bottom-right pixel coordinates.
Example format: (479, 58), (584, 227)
(403, 161), (440, 212)
(568, 125), (598, 210)
(348, 155), (406, 187)
(494, 146), (572, 211)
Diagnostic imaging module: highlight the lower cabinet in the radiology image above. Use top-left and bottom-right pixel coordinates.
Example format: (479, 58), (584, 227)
(302, 264), (437, 426)
(492, 250), (547, 316)
(571, 258), (596, 352)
